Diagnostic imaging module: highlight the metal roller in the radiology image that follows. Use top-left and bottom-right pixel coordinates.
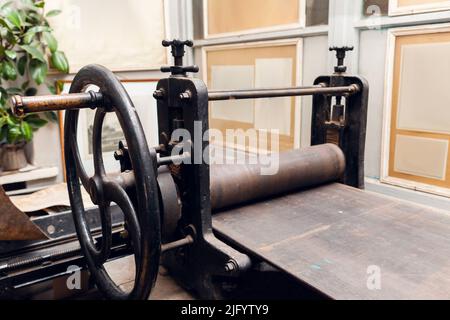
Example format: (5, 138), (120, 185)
(210, 144), (345, 211)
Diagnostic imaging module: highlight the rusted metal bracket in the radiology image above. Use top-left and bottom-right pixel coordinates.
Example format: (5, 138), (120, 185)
(0, 185), (47, 241)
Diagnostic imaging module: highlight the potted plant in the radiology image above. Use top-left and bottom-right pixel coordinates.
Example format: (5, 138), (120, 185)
(0, 0), (68, 171)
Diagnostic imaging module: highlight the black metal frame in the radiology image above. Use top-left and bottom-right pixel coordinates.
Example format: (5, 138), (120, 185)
(155, 57), (252, 299)
(312, 74), (369, 189)
(154, 43), (369, 299)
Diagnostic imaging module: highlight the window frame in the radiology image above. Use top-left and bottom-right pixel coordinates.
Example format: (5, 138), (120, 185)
(389, 0), (450, 16)
(380, 23), (450, 197)
(202, 38), (304, 151)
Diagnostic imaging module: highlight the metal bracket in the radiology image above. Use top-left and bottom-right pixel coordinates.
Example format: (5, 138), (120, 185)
(161, 39), (199, 76)
(329, 46), (354, 74)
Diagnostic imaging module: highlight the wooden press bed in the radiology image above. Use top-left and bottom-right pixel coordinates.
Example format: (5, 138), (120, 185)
(213, 183), (450, 299)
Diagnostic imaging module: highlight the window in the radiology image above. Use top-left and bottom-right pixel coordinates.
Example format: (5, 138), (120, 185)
(204, 40), (302, 152)
(383, 25), (450, 196)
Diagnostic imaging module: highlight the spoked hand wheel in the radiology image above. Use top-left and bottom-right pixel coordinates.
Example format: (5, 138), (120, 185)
(64, 64), (161, 300)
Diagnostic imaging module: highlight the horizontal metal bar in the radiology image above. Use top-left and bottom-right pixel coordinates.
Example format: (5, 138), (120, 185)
(208, 84), (360, 101)
(161, 235), (194, 253)
(11, 92), (103, 116)
(158, 152), (191, 166)
(210, 85), (322, 93)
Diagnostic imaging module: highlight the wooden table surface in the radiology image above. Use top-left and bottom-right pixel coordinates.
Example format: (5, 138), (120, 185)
(213, 183), (450, 300)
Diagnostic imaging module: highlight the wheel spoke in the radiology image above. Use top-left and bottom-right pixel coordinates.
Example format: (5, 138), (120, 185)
(68, 110), (90, 190)
(92, 109), (106, 177)
(104, 181), (141, 261)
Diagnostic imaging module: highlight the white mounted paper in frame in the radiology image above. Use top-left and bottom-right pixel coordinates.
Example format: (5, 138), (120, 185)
(254, 58), (293, 136)
(390, 0), (450, 15)
(210, 65), (255, 123)
(46, 0), (167, 72)
(397, 42), (450, 134)
(394, 135), (448, 180)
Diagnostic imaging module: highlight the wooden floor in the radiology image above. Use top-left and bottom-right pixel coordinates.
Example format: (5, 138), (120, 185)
(103, 256), (194, 300)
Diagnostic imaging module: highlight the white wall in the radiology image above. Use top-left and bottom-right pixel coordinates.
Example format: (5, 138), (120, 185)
(359, 29), (388, 179)
(300, 35), (330, 148)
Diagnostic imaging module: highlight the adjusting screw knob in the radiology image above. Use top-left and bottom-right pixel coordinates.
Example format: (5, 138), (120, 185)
(153, 89), (165, 100)
(114, 149), (124, 160)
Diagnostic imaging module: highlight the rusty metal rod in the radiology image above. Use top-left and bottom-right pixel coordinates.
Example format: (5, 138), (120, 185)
(11, 92), (103, 116)
(161, 235), (194, 252)
(11, 84), (359, 116)
(209, 85), (323, 93)
(208, 84), (360, 101)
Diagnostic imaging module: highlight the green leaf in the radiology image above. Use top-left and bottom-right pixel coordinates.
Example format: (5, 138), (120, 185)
(6, 87), (22, 95)
(43, 31), (57, 52)
(34, 1), (46, 9)
(46, 83), (56, 94)
(6, 10), (23, 29)
(2, 60), (17, 80)
(23, 26), (52, 44)
(4, 30), (17, 45)
(25, 87), (37, 96)
(25, 25), (52, 36)
(56, 80), (64, 93)
(26, 116), (47, 130)
(0, 125), (8, 142)
(29, 59), (47, 85)
(7, 125), (21, 144)
(20, 45), (46, 62)
(51, 51), (69, 73)
(46, 9), (61, 17)
(21, 121), (32, 141)
(21, 80), (30, 90)
(0, 117), (5, 129)
(18, 55), (27, 76)
(4, 49), (16, 60)
(6, 115), (18, 125)
(0, 17), (12, 30)
(0, 87), (7, 102)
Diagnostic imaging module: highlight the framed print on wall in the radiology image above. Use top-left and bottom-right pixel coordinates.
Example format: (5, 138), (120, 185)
(389, 0), (450, 16)
(46, 0), (168, 72)
(381, 23), (450, 197)
(57, 79), (160, 177)
(203, 39), (303, 153)
(203, 0), (306, 39)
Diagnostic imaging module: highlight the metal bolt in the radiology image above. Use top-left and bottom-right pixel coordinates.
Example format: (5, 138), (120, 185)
(179, 91), (192, 101)
(114, 149), (124, 160)
(120, 229), (129, 239)
(225, 261), (237, 273)
(10, 95), (24, 116)
(153, 89), (165, 100)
